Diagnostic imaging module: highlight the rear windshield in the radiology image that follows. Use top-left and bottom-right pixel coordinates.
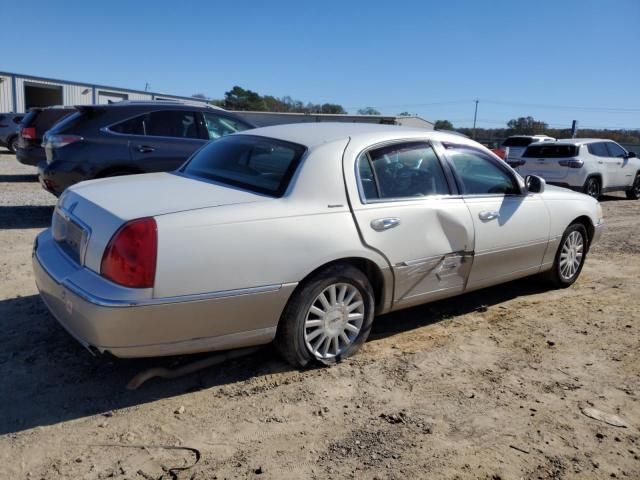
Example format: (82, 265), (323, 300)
(47, 110), (95, 134)
(181, 135), (306, 197)
(502, 137), (535, 147)
(33, 109), (76, 136)
(523, 144), (579, 158)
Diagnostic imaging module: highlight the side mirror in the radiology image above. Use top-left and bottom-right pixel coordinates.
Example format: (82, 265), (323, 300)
(525, 175), (545, 194)
(626, 151), (637, 159)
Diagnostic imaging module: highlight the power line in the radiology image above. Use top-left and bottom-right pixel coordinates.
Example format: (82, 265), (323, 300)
(479, 99), (640, 114)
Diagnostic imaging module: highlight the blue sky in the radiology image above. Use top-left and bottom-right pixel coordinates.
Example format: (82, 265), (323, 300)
(4, 0), (639, 129)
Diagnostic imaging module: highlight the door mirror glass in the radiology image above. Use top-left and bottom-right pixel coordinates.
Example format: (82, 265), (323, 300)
(525, 175), (545, 194)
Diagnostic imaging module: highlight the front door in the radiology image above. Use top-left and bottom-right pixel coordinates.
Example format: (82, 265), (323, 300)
(605, 141), (634, 188)
(345, 140), (475, 309)
(440, 143), (551, 290)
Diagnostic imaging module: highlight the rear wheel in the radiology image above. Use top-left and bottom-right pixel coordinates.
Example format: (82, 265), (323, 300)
(626, 173), (640, 200)
(583, 177), (601, 199)
(8, 136), (18, 153)
(544, 223), (588, 288)
(275, 264), (375, 367)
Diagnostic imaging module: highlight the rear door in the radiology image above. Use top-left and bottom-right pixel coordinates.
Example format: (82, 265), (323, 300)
(442, 143), (550, 290)
(605, 141), (634, 187)
(128, 110), (207, 172)
(345, 140), (475, 309)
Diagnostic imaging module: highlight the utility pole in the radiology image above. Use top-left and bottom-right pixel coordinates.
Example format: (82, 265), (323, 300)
(144, 82), (150, 92)
(472, 99), (479, 139)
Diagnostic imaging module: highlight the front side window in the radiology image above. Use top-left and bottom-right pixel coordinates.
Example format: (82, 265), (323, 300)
(605, 142), (627, 158)
(181, 134), (306, 197)
(147, 110), (199, 139)
(203, 112), (251, 139)
(445, 144), (519, 195)
(358, 142), (450, 201)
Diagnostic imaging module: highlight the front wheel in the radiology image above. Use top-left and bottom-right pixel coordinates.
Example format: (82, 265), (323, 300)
(544, 223), (588, 288)
(275, 264), (375, 367)
(626, 173), (640, 200)
(583, 177), (601, 199)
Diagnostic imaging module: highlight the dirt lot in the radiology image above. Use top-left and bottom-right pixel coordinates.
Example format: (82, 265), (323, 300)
(0, 151), (638, 480)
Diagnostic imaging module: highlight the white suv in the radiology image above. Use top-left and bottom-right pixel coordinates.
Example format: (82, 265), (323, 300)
(515, 139), (640, 199)
(502, 135), (555, 165)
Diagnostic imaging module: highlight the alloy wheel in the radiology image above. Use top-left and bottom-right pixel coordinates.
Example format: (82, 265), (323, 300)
(303, 283), (365, 360)
(586, 179), (600, 198)
(559, 231), (584, 281)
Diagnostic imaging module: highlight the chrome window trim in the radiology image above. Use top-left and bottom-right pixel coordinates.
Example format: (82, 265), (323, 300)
(101, 108), (223, 141)
(353, 138), (456, 205)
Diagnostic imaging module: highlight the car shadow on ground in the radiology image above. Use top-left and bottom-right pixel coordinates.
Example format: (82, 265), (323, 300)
(0, 205), (53, 229)
(0, 277), (549, 436)
(0, 174), (38, 182)
(599, 194), (627, 202)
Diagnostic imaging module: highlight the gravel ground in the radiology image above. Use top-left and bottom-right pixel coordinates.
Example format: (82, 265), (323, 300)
(0, 150), (638, 479)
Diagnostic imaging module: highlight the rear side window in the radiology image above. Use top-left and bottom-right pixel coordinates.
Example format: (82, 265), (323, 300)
(203, 112), (251, 139)
(588, 142), (609, 157)
(502, 137), (534, 147)
(445, 144), (519, 195)
(110, 114), (146, 135)
(605, 142), (627, 158)
(147, 110), (199, 139)
(182, 134), (306, 197)
(524, 144), (579, 158)
(358, 142), (450, 200)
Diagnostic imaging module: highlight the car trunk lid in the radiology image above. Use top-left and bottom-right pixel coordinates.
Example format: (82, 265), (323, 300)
(520, 144), (580, 180)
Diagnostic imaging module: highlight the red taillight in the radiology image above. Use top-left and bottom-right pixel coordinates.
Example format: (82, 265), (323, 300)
(44, 134), (83, 149)
(100, 218), (157, 288)
(21, 127), (36, 139)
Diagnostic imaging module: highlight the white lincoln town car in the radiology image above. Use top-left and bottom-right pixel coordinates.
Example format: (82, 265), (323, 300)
(33, 123), (604, 366)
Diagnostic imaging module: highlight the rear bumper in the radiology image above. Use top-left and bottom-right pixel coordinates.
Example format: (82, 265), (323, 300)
(38, 161), (86, 197)
(16, 145), (45, 166)
(33, 230), (296, 358)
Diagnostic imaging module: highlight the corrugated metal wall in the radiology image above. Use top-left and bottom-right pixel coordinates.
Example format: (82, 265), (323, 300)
(0, 75), (12, 112)
(64, 84), (94, 106)
(1, 72), (209, 113)
(15, 77), (66, 113)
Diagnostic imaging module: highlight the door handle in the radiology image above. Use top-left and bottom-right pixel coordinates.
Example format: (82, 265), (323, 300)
(136, 145), (155, 153)
(598, 161), (603, 164)
(478, 211), (500, 221)
(370, 217), (400, 232)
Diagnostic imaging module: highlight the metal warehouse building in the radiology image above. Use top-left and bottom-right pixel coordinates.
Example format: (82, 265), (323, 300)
(0, 71), (208, 113)
(236, 111), (434, 130)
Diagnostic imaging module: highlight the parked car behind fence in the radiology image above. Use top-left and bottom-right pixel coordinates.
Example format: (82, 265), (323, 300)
(515, 139), (640, 200)
(38, 100), (254, 196)
(16, 106), (76, 166)
(0, 113), (24, 153)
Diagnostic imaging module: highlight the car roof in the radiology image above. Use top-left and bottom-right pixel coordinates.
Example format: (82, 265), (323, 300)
(238, 122), (468, 148)
(89, 100), (223, 111)
(553, 138), (616, 145)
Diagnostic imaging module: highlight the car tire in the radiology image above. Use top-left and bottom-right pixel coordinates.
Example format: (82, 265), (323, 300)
(275, 264), (375, 367)
(583, 177), (601, 199)
(544, 223), (588, 288)
(7, 136), (18, 154)
(625, 173), (640, 200)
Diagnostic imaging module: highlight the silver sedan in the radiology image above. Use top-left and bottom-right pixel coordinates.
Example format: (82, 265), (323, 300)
(33, 123), (604, 366)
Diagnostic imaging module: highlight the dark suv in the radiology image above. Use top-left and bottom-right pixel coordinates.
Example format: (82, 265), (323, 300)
(39, 101), (254, 196)
(16, 107), (77, 165)
(0, 113), (25, 153)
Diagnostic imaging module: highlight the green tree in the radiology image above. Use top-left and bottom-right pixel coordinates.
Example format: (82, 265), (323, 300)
(321, 103), (346, 114)
(192, 93), (208, 100)
(357, 107), (381, 115)
(506, 116), (548, 134)
(223, 86), (266, 111)
(396, 111), (412, 117)
(434, 120), (454, 130)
